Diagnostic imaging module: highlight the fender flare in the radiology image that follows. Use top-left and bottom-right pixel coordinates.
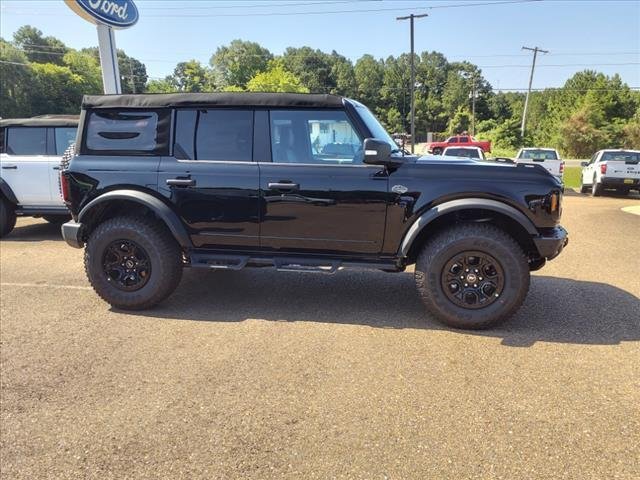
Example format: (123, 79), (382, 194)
(398, 198), (538, 257)
(0, 178), (18, 205)
(78, 189), (192, 248)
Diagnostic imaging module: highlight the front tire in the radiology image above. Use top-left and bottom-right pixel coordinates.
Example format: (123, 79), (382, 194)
(414, 223), (530, 329)
(0, 198), (17, 238)
(84, 216), (183, 310)
(432, 147), (443, 155)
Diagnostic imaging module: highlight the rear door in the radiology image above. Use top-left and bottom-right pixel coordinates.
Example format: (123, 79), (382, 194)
(158, 109), (260, 249)
(257, 108), (389, 255)
(0, 127), (53, 205)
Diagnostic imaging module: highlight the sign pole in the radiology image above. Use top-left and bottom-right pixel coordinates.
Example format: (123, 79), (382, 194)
(96, 24), (122, 94)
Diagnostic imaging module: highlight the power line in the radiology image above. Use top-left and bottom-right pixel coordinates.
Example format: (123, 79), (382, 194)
(2, 0), (541, 17)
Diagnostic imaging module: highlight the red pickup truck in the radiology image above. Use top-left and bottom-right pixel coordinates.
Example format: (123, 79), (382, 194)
(426, 135), (491, 154)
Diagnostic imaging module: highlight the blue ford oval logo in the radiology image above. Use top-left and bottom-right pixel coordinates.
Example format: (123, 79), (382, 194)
(66, 0), (139, 29)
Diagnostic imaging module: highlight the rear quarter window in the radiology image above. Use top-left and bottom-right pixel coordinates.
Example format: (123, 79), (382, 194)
(82, 110), (170, 155)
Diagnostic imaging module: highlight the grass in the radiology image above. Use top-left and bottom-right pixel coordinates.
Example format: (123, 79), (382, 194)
(563, 166), (582, 188)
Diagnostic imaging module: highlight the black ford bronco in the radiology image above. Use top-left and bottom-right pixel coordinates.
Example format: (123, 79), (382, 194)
(60, 93), (568, 329)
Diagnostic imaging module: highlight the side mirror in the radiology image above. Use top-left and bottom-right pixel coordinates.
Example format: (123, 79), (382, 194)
(363, 138), (392, 165)
(580, 161), (588, 167)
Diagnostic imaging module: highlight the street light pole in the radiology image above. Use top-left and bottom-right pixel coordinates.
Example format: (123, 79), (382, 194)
(397, 13), (428, 153)
(521, 46), (548, 138)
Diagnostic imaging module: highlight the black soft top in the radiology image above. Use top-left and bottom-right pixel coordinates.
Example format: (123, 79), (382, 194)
(82, 92), (346, 110)
(0, 115), (79, 128)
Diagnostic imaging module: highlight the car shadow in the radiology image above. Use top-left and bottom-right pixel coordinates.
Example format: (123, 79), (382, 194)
(125, 269), (640, 347)
(1, 220), (63, 242)
(565, 188), (640, 199)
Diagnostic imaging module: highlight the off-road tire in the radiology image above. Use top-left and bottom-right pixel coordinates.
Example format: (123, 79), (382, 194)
(415, 223), (530, 330)
(43, 214), (71, 225)
(0, 198), (17, 238)
(591, 175), (602, 197)
(84, 216), (183, 310)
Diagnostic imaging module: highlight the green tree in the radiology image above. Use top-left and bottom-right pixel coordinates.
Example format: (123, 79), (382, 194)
(210, 39), (272, 88)
(145, 79), (175, 93)
(246, 61), (309, 93)
(281, 47), (335, 93)
(13, 25), (67, 65)
(168, 60), (211, 92)
(354, 54), (384, 110)
(0, 39), (31, 117)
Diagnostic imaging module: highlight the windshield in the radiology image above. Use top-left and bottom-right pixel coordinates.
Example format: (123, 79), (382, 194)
(519, 149), (558, 160)
(601, 151), (640, 163)
(354, 103), (399, 151)
(444, 148), (481, 159)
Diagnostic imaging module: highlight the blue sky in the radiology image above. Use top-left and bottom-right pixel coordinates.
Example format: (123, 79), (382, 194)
(1, 0), (639, 91)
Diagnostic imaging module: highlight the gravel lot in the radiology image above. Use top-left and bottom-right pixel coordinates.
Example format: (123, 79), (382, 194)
(1, 191), (639, 479)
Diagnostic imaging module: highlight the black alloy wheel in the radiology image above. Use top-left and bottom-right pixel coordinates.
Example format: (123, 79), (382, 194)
(441, 251), (505, 310)
(102, 239), (151, 291)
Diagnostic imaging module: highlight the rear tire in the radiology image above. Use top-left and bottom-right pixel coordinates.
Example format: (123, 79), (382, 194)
(0, 198), (17, 238)
(591, 175), (602, 196)
(84, 216), (183, 310)
(432, 147), (443, 155)
(414, 223), (530, 330)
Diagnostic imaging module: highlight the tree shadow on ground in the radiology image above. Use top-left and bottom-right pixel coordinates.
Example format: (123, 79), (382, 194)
(127, 269), (639, 347)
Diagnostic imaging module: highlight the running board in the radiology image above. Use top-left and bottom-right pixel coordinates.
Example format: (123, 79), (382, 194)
(188, 253), (400, 273)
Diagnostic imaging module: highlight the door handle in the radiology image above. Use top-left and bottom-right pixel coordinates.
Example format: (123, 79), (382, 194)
(52, 166), (60, 170)
(166, 178), (196, 187)
(268, 182), (299, 191)
(1, 165), (17, 170)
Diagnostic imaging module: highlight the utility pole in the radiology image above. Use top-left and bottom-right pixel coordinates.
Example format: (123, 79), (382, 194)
(470, 75), (477, 136)
(397, 13), (428, 153)
(521, 46), (548, 138)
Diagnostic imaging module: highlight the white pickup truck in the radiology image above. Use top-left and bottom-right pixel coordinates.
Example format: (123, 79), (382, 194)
(0, 116), (78, 237)
(515, 148), (564, 180)
(580, 149), (640, 196)
(442, 146), (486, 160)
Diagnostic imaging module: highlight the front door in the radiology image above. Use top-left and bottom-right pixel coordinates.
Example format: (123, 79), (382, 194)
(258, 109), (389, 256)
(158, 109), (260, 249)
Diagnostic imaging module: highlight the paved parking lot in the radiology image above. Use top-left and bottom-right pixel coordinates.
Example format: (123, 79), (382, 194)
(1, 192), (639, 479)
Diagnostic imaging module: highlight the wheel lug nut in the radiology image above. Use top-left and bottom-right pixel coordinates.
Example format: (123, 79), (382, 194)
(465, 269), (469, 272)
(464, 283), (468, 287)
(473, 284), (477, 288)
(460, 276), (464, 279)
(479, 277), (483, 280)
(474, 269), (478, 273)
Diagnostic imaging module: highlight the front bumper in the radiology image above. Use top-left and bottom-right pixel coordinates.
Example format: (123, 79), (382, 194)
(533, 226), (568, 260)
(61, 220), (83, 248)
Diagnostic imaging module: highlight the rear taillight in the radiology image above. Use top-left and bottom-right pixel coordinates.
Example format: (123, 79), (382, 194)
(559, 162), (565, 174)
(600, 164), (607, 175)
(60, 173), (70, 203)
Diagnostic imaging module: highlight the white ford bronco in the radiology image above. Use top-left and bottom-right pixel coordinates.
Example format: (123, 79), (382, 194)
(0, 116), (78, 237)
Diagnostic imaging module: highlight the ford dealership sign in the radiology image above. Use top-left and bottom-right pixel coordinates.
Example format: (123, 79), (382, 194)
(65, 0), (139, 29)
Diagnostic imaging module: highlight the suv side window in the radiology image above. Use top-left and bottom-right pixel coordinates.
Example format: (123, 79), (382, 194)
(269, 110), (362, 164)
(54, 127), (77, 155)
(83, 110), (170, 155)
(6, 127), (47, 155)
(459, 137), (469, 142)
(174, 109), (253, 161)
(448, 137), (458, 143)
